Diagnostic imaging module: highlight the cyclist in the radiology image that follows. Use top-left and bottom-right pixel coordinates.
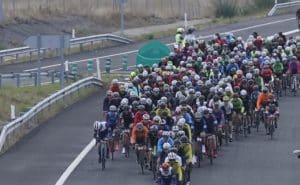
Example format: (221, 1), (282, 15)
(265, 94), (279, 132)
(157, 163), (178, 185)
(201, 109), (218, 158)
(240, 90), (251, 134)
(106, 105), (120, 135)
(256, 87), (271, 110)
(158, 143), (172, 165)
(177, 118), (192, 142)
(221, 96), (234, 142)
(164, 152), (183, 184)
(94, 121), (109, 163)
(157, 131), (174, 154)
(180, 136), (193, 183)
(131, 122), (149, 165)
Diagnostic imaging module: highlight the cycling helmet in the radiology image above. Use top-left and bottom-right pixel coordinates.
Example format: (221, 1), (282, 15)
(136, 123), (144, 131)
(167, 152), (177, 160)
(225, 87), (231, 92)
(109, 105), (117, 112)
(112, 79), (118, 84)
(240, 89), (247, 96)
(120, 98), (129, 106)
(163, 143), (171, 150)
(177, 130), (186, 137)
(254, 68), (260, 75)
(93, 121), (101, 130)
(172, 125), (179, 132)
(223, 96), (230, 102)
(246, 73), (253, 79)
(153, 116), (162, 123)
(150, 125), (158, 132)
(137, 105), (145, 110)
(142, 114), (150, 120)
(195, 91), (201, 97)
(262, 87), (268, 93)
(162, 131), (170, 137)
(180, 136), (189, 144)
(177, 118), (186, 126)
(161, 163), (170, 171)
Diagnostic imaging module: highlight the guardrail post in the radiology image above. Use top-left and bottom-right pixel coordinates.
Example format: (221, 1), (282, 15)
(33, 72), (38, 87)
(105, 58), (111, 73)
(80, 43), (83, 52)
(16, 73), (20, 87)
(43, 49), (47, 59)
(91, 41), (94, 50)
(50, 71), (55, 84)
(16, 53), (19, 62)
(56, 48), (59, 57)
(122, 55), (128, 71)
(29, 51), (32, 61)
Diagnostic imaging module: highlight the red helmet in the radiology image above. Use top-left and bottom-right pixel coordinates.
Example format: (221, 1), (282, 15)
(161, 163), (170, 171)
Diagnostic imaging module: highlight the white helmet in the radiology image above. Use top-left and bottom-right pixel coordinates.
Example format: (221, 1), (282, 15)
(112, 79), (118, 84)
(172, 125), (179, 132)
(225, 87), (231, 92)
(121, 98), (129, 106)
(94, 121), (101, 130)
(167, 152), (177, 160)
(246, 73), (253, 79)
(240, 89), (247, 96)
(163, 143), (171, 150)
(177, 118), (186, 126)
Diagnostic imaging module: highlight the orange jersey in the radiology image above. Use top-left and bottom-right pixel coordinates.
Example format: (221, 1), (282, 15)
(130, 126), (149, 144)
(256, 92), (271, 109)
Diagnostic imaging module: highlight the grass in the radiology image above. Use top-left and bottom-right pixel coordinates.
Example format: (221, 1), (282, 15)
(0, 84), (60, 126)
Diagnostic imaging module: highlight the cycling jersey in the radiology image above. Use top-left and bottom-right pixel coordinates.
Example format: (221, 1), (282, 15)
(231, 98), (244, 113)
(272, 62), (284, 74)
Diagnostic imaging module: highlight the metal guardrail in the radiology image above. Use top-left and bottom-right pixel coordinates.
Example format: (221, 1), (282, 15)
(0, 77), (102, 153)
(268, 1), (300, 16)
(0, 34), (132, 63)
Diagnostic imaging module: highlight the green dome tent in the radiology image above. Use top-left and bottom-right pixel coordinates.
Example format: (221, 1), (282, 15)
(136, 41), (170, 67)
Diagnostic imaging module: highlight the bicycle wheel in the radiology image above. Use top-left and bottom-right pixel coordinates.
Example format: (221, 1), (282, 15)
(102, 146), (106, 170)
(270, 119), (274, 140)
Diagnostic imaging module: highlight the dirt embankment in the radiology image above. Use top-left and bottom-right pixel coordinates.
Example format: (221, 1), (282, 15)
(0, 0), (254, 49)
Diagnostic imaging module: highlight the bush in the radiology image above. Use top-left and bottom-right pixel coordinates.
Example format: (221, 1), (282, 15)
(214, 0), (238, 18)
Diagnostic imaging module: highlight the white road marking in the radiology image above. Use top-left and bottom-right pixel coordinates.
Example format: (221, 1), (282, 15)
(25, 17), (295, 73)
(55, 139), (96, 185)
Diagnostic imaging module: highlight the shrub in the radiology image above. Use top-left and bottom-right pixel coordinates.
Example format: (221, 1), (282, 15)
(214, 0), (238, 18)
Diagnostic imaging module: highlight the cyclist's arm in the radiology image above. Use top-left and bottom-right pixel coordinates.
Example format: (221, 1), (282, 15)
(256, 95), (262, 109)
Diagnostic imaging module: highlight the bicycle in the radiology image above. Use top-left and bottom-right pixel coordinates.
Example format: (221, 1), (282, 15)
(136, 144), (146, 174)
(282, 74), (288, 96)
(216, 124), (224, 149)
(290, 74), (298, 96)
(149, 147), (158, 180)
(121, 129), (130, 158)
(267, 113), (277, 140)
(253, 109), (260, 132)
(274, 76), (282, 99)
(242, 113), (248, 138)
(108, 128), (121, 161)
(98, 139), (108, 170)
(194, 133), (206, 168)
(206, 134), (215, 165)
(232, 111), (242, 141)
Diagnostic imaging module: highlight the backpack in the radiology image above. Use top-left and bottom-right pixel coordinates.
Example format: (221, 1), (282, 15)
(290, 61), (298, 74)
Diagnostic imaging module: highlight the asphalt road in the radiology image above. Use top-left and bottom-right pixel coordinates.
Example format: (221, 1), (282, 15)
(0, 14), (299, 185)
(0, 91), (104, 185)
(65, 96), (300, 185)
